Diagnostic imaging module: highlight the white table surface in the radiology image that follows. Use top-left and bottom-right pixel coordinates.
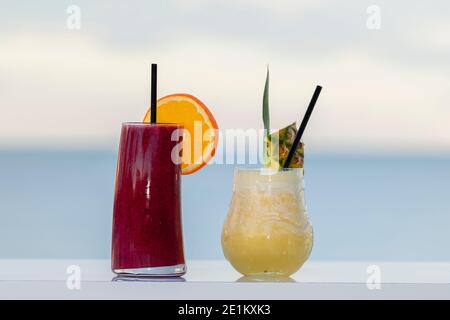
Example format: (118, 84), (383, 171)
(1, 260), (449, 299)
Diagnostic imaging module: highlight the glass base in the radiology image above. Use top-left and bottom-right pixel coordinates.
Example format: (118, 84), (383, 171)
(113, 263), (186, 277)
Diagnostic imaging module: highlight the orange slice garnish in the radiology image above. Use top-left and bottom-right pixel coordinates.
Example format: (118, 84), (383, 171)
(143, 93), (219, 175)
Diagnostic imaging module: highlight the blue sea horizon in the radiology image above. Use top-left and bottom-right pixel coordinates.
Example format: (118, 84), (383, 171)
(0, 149), (449, 261)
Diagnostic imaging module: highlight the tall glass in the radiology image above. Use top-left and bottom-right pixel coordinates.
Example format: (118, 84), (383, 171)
(111, 122), (186, 276)
(221, 168), (313, 277)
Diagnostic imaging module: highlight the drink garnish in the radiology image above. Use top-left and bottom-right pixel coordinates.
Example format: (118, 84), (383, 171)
(143, 93), (219, 175)
(266, 122), (304, 168)
(262, 66), (270, 166)
(266, 122), (304, 169)
(262, 67), (305, 169)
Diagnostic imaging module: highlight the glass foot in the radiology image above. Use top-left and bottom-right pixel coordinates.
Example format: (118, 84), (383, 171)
(113, 263), (186, 277)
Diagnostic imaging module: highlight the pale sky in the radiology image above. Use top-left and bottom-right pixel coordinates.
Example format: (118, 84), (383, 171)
(1, 0), (449, 153)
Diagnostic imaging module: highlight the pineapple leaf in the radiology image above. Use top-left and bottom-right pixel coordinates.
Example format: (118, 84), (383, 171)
(263, 66), (270, 138)
(262, 67), (270, 166)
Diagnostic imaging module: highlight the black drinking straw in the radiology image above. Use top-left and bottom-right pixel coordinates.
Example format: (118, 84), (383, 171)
(283, 85), (322, 169)
(150, 64), (157, 123)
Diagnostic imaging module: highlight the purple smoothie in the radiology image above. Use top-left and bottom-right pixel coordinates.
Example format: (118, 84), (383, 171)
(111, 123), (185, 275)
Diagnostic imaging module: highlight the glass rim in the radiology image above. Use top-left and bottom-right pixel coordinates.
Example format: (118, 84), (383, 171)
(122, 122), (182, 126)
(234, 167), (304, 172)
(233, 167), (305, 188)
(233, 167), (304, 179)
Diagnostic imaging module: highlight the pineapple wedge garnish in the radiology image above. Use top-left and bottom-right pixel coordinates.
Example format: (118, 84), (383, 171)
(265, 122), (304, 169)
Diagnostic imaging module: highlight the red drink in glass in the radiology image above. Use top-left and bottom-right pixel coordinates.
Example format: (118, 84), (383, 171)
(111, 122), (185, 276)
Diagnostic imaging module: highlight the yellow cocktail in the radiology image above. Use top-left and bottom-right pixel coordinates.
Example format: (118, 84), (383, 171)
(221, 168), (313, 276)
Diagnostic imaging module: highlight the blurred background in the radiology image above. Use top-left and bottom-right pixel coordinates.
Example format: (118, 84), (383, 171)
(0, 0), (449, 260)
